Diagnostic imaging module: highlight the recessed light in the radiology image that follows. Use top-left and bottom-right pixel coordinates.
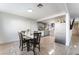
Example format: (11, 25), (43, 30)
(27, 9), (32, 12)
(74, 45), (77, 48)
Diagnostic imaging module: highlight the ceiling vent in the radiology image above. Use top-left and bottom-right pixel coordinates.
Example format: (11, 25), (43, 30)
(37, 3), (43, 8)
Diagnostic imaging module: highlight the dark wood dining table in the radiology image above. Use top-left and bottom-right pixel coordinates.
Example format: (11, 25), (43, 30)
(23, 35), (33, 51)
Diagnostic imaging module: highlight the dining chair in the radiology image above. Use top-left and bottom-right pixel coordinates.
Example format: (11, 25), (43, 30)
(30, 32), (41, 55)
(18, 32), (28, 51)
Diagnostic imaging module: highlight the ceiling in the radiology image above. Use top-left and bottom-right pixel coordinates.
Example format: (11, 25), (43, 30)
(0, 3), (66, 20)
(67, 3), (79, 18)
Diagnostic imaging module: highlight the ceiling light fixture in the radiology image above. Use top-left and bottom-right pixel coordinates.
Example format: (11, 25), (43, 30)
(27, 9), (32, 12)
(37, 3), (43, 8)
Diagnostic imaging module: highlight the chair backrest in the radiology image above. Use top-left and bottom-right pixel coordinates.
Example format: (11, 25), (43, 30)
(18, 32), (24, 41)
(33, 32), (41, 43)
(21, 31), (26, 36)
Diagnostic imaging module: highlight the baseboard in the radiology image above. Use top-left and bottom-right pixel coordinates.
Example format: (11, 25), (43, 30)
(0, 40), (19, 45)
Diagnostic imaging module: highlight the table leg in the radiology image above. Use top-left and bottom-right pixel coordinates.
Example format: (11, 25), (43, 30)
(27, 40), (30, 51)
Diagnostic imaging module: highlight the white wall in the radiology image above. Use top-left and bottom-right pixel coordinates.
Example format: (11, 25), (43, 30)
(0, 12), (37, 44)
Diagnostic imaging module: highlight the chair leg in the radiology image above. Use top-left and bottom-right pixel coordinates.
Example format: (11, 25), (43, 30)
(33, 44), (36, 55)
(21, 43), (23, 51)
(39, 44), (40, 51)
(19, 41), (21, 48)
(33, 50), (35, 55)
(19, 40), (21, 48)
(19, 40), (23, 51)
(27, 40), (30, 51)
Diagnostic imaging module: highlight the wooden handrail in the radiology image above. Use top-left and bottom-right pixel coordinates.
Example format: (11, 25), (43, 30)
(70, 18), (75, 30)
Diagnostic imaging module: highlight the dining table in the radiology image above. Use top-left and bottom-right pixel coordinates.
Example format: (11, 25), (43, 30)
(23, 34), (34, 51)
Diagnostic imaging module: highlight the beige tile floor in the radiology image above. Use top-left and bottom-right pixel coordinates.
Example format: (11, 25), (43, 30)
(0, 36), (54, 55)
(55, 43), (67, 55)
(67, 34), (79, 55)
(0, 36), (66, 55)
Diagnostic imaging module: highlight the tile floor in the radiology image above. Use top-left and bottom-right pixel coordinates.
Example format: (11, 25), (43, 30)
(0, 36), (53, 55)
(0, 36), (67, 55)
(67, 34), (79, 55)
